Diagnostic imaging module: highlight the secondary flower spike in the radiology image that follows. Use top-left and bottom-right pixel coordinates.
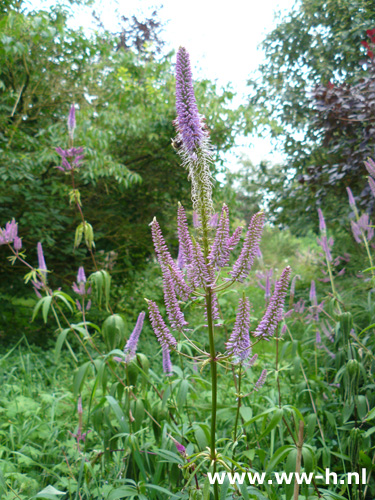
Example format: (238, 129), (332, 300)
(162, 345), (173, 376)
(177, 203), (193, 266)
(229, 211), (265, 282)
(253, 266), (291, 339)
(124, 311), (145, 362)
(163, 274), (188, 330)
(151, 217), (191, 300)
(209, 204), (230, 268)
(226, 297), (251, 363)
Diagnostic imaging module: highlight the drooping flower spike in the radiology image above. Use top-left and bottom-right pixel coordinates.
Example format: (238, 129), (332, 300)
(147, 300), (177, 349)
(151, 217), (191, 300)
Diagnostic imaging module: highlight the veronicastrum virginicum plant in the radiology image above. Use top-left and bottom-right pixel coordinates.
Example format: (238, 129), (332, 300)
(0, 47), (292, 499)
(146, 46), (291, 499)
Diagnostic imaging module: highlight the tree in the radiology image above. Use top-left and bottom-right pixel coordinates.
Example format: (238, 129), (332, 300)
(248, 0), (375, 232)
(0, 1), (243, 336)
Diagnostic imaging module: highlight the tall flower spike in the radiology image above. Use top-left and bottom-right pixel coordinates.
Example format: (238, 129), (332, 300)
(151, 218), (191, 300)
(209, 204), (230, 268)
(229, 211), (265, 282)
(124, 311), (145, 362)
(37, 242), (47, 279)
(226, 297), (251, 363)
(147, 300), (177, 349)
(175, 47), (204, 155)
(177, 203), (193, 266)
(174, 47), (214, 224)
(253, 266), (291, 339)
(162, 345), (173, 376)
(163, 274), (188, 330)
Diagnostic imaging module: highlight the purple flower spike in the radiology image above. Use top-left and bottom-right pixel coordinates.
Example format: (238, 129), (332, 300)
(209, 204), (230, 268)
(0, 219), (18, 245)
(68, 105), (76, 139)
(188, 240), (210, 289)
(253, 266), (291, 339)
(247, 353), (258, 367)
(177, 204), (193, 267)
(55, 147), (84, 172)
(175, 47), (204, 155)
(346, 187), (356, 208)
(124, 311), (145, 362)
(368, 176), (375, 197)
(226, 297), (251, 363)
(37, 242), (47, 279)
(162, 345), (173, 376)
(177, 243), (185, 270)
(254, 369), (267, 391)
(365, 158), (375, 178)
(227, 226), (243, 251)
(147, 300), (177, 349)
(316, 331), (322, 344)
(229, 211), (265, 283)
(77, 266), (86, 283)
(13, 236), (22, 251)
(72, 266), (90, 296)
(318, 208), (326, 232)
(151, 217), (191, 300)
(163, 274), (188, 330)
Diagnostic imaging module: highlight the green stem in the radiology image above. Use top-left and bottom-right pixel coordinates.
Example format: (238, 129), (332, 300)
(206, 287), (219, 500)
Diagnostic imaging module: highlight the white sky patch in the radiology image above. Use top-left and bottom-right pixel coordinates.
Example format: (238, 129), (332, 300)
(27, 0), (299, 169)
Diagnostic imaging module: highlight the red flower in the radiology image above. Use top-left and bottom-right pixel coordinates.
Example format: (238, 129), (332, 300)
(361, 40), (370, 48)
(368, 50), (374, 59)
(366, 28), (375, 37)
